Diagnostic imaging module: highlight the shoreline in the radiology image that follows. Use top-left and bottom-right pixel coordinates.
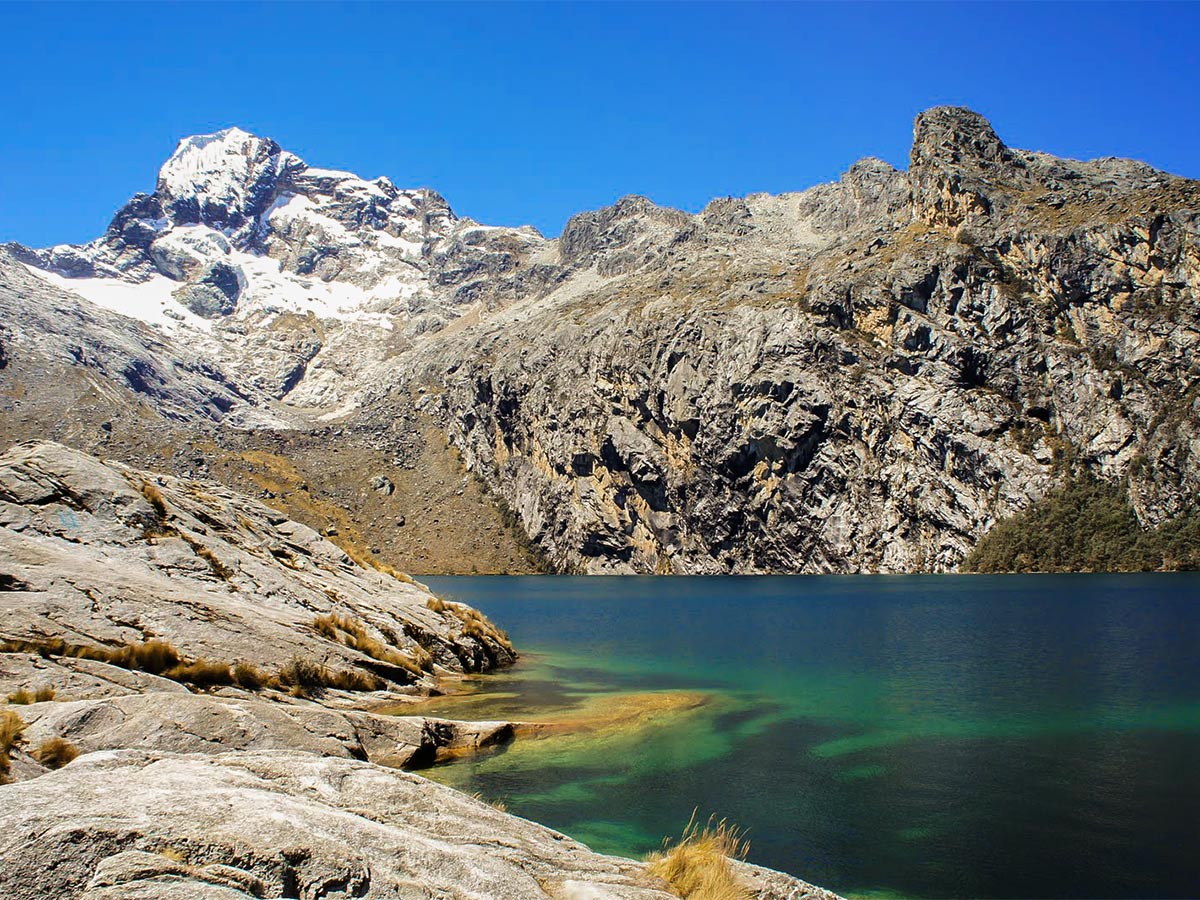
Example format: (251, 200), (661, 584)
(0, 655), (844, 900)
(0, 441), (843, 899)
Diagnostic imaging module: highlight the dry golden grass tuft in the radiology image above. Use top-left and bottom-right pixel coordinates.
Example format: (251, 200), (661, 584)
(2, 636), (186, 675)
(2, 635), (390, 697)
(0, 709), (26, 783)
(32, 737), (79, 770)
(425, 596), (448, 613)
(276, 654), (384, 697)
(164, 659), (235, 687)
(421, 597), (514, 655)
(453, 605), (514, 654)
(275, 655), (323, 695)
(312, 612), (344, 641)
(139, 481), (168, 517)
(232, 662), (266, 690)
(5, 686), (55, 705)
(0, 710), (24, 752)
(82, 638), (183, 674)
(409, 643), (433, 671)
(3, 636), (69, 658)
(312, 612), (427, 676)
(340, 543), (416, 585)
(469, 791), (508, 812)
(194, 544), (236, 581)
(646, 813), (751, 900)
(328, 668), (386, 693)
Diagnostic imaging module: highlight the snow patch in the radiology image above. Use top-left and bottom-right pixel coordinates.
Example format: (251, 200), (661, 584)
(295, 168), (390, 200)
(229, 250), (413, 324)
(302, 167), (358, 180)
(152, 225), (232, 264)
(267, 195), (359, 244)
(372, 230), (424, 255)
(25, 265), (215, 335)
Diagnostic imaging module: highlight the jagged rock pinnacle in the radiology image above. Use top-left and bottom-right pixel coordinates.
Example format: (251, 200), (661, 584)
(907, 106), (1027, 226)
(910, 106), (1015, 171)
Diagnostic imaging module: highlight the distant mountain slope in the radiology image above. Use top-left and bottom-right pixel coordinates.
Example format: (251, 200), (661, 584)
(0, 249), (279, 426)
(399, 108), (1200, 572)
(2, 108), (1197, 573)
(5, 126), (548, 410)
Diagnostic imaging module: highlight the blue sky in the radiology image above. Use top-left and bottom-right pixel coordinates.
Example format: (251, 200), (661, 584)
(2, 2), (1198, 247)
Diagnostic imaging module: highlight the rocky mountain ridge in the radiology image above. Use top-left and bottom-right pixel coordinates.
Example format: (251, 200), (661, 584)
(2, 107), (1198, 573)
(402, 108), (1200, 571)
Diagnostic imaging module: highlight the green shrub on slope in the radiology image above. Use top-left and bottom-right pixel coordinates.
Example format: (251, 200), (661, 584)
(964, 476), (1200, 573)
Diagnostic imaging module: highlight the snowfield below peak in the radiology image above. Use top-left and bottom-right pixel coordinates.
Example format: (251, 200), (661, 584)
(24, 265), (218, 336)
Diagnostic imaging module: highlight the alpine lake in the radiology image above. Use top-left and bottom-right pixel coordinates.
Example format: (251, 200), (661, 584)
(406, 575), (1200, 900)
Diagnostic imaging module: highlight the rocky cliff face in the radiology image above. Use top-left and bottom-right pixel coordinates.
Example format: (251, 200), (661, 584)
(406, 108), (1200, 572)
(3, 108), (1198, 573)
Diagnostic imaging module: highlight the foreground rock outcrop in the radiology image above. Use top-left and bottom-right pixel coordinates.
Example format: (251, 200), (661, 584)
(0, 749), (840, 900)
(14, 690), (515, 770)
(0, 440), (521, 775)
(0, 440), (514, 679)
(0, 441), (841, 900)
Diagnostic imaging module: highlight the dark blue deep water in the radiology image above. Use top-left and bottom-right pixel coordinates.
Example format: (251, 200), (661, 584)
(416, 575), (1200, 899)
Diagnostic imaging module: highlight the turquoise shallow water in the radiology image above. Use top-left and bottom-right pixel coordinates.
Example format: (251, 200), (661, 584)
(417, 575), (1200, 899)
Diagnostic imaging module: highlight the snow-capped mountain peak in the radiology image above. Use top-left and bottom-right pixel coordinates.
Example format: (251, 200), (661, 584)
(157, 127), (302, 232)
(8, 128), (547, 410)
